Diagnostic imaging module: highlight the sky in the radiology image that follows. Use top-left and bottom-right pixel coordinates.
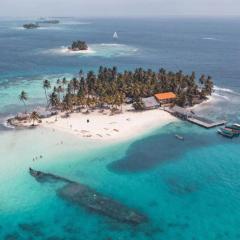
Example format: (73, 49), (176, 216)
(0, 0), (240, 18)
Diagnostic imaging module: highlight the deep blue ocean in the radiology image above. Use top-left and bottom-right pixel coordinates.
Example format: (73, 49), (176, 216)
(0, 18), (240, 240)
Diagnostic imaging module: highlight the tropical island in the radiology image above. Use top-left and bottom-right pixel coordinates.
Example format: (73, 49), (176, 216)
(8, 66), (215, 141)
(23, 23), (40, 29)
(68, 41), (88, 51)
(23, 20), (60, 29)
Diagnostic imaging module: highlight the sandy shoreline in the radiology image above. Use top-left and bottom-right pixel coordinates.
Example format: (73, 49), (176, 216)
(41, 106), (178, 142)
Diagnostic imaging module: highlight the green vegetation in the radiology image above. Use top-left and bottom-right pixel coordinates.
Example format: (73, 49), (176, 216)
(19, 90), (28, 113)
(69, 41), (88, 51)
(43, 79), (51, 107)
(30, 111), (40, 126)
(43, 66), (213, 112)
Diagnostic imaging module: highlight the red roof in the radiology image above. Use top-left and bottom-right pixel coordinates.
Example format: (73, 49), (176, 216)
(155, 92), (176, 101)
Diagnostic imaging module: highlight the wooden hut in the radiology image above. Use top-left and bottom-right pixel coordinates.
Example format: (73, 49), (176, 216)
(154, 92), (176, 106)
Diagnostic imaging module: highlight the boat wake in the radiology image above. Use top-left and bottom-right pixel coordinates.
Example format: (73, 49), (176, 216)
(41, 43), (138, 58)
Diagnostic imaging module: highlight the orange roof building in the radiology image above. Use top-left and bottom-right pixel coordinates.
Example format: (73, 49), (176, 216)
(154, 92), (177, 101)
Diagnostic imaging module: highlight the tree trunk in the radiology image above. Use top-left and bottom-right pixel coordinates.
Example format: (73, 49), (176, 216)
(44, 89), (48, 108)
(23, 101), (27, 113)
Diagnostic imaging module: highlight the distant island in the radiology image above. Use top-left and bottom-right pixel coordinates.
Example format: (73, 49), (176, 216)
(68, 41), (88, 51)
(23, 23), (40, 29)
(23, 20), (60, 29)
(36, 20), (60, 24)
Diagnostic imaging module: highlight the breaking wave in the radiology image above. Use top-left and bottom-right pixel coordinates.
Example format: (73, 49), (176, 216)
(61, 21), (92, 25)
(42, 46), (96, 56)
(13, 26), (63, 31)
(202, 37), (218, 41)
(40, 43), (138, 58)
(212, 92), (230, 101)
(214, 86), (236, 94)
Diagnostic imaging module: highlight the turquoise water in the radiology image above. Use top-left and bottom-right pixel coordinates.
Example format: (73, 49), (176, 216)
(1, 123), (240, 239)
(1, 18), (240, 239)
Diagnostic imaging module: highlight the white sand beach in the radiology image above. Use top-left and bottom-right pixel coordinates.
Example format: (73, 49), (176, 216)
(41, 106), (178, 142)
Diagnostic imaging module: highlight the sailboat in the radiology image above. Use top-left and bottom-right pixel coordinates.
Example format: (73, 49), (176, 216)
(113, 32), (118, 40)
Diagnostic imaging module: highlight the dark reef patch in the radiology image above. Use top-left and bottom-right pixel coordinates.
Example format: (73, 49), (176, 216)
(18, 222), (44, 237)
(46, 237), (65, 240)
(167, 222), (189, 229)
(107, 128), (227, 173)
(166, 177), (199, 195)
(4, 232), (21, 240)
(63, 224), (81, 234)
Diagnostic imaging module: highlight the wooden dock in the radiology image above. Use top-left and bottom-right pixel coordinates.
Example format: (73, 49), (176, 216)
(187, 116), (226, 129)
(164, 106), (226, 129)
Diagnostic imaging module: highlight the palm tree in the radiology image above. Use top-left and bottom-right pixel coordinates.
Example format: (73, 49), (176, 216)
(57, 85), (64, 101)
(19, 90), (28, 113)
(43, 79), (51, 107)
(62, 77), (68, 92)
(79, 69), (84, 80)
(49, 92), (59, 108)
(204, 76), (214, 95)
(48, 66), (213, 111)
(30, 111), (40, 126)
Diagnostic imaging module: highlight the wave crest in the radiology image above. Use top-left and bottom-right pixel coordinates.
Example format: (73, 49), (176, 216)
(202, 37), (218, 41)
(214, 86), (240, 95)
(41, 43), (138, 58)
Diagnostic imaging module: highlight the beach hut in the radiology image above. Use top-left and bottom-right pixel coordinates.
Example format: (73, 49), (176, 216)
(154, 92), (177, 106)
(142, 97), (159, 110)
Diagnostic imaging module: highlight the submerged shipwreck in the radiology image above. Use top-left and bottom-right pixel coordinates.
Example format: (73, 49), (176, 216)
(29, 168), (147, 225)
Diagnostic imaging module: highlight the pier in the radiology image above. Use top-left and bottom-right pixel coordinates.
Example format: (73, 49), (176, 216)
(165, 106), (226, 129)
(187, 116), (226, 129)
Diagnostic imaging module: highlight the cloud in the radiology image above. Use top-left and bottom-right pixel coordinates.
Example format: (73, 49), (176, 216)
(0, 0), (239, 17)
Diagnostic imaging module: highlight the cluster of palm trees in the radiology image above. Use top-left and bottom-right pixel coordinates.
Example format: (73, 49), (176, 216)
(44, 66), (213, 111)
(18, 91), (40, 125)
(69, 41), (88, 51)
(19, 66), (214, 115)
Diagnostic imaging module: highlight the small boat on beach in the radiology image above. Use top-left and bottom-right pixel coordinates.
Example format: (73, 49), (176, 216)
(175, 134), (184, 141)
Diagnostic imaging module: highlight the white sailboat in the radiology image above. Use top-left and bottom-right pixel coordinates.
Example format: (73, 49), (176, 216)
(113, 32), (118, 39)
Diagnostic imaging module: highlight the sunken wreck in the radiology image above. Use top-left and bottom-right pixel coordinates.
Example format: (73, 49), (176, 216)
(29, 168), (147, 225)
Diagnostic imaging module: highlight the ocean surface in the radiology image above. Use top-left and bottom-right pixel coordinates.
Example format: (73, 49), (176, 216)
(0, 17), (240, 240)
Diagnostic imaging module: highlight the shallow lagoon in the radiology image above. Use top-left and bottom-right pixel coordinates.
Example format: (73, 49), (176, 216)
(1, 122), (240, 240)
